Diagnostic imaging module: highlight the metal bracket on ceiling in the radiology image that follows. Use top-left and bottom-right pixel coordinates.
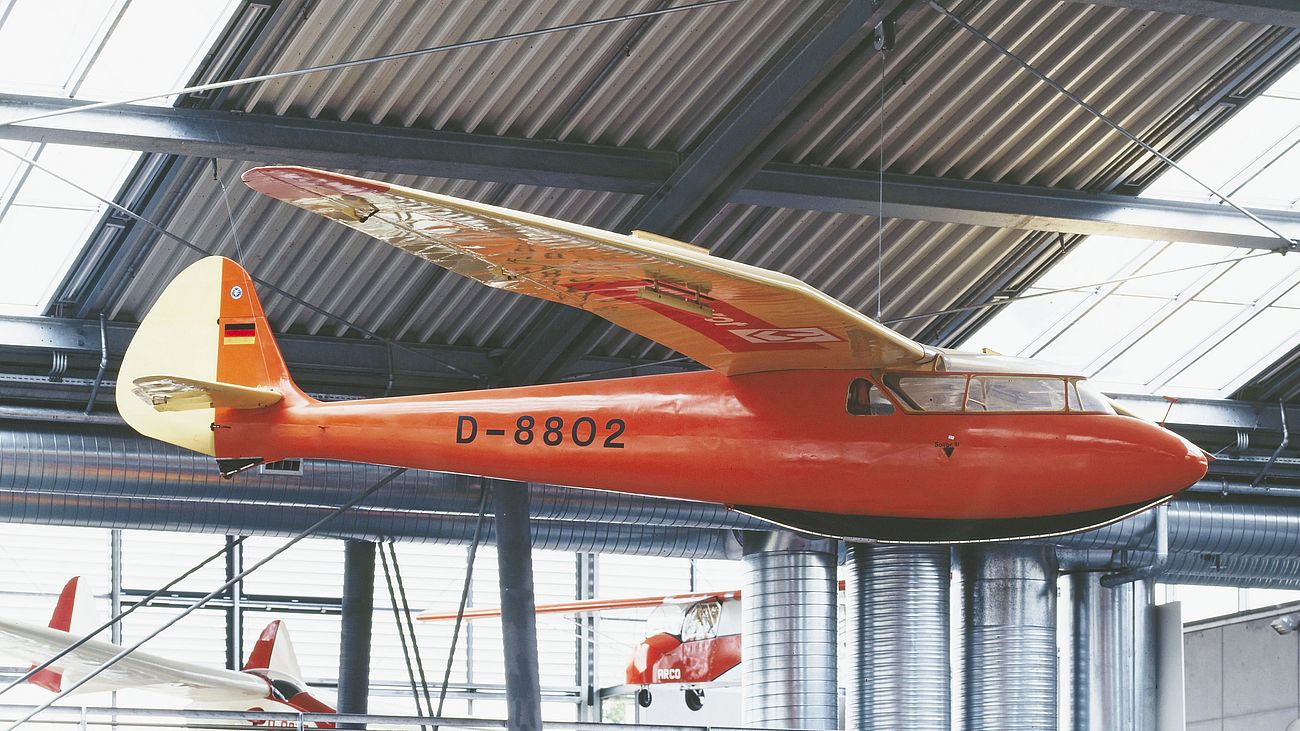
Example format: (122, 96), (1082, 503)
(873, 19), (895, 53)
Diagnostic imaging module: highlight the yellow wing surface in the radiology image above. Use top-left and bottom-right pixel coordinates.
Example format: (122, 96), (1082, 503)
(241, 166), (932, 375)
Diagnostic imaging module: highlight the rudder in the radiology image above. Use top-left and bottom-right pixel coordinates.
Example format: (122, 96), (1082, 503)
(116, 256), (308, 458)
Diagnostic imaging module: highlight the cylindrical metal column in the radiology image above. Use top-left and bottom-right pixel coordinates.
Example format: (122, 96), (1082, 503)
(961, 545), (1058, 731)
(338, 540), (376, 727)
(846, 544), (951, 730)
(1071, 573), (1156, 731)
(495, 481), (542, 731)
(741, 532), (838, 729)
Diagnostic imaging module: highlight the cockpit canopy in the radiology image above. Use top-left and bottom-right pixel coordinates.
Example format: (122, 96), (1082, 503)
(851, 373), (1114, 415)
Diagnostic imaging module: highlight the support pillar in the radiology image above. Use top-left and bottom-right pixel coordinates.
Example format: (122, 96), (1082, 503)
(338, 540), (375, 727)
(495, 480), (542, 731)
(847, 544), (951, 730)
(961, 544), (1058, 731)
(1070, 573), (1156, 731)
(741, 532), (837, 729)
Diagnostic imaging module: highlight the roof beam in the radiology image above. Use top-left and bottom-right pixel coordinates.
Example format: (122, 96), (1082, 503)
(1, 93), (1293, 252)
(741, 164), (1300, 251)
(0, 93), (677, 194)
(1073, 0), (1300, 27)
(494, 0), (908, 385)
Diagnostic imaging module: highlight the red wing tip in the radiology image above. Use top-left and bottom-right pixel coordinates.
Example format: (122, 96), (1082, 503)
(241, 166), (391, 196)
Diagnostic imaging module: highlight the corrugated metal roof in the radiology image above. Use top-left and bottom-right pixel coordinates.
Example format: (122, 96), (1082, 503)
(62, 0), (1300, 377)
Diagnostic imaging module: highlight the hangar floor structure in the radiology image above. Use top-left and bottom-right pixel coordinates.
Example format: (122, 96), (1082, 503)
(1, 0), (1300, 729)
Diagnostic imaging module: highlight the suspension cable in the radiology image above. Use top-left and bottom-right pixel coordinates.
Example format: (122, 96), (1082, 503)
(927, 0), (1298, 253)
(0, 144), (479, 382)
(885, 249), (1274, 325)
(378, 544), (427, 731)
(388, 543), (436, 722)
(0, 537), (246, 699)
(0, 0), (740, 129)
(5, 468), (407, 731)
(434, 485), (491, 730)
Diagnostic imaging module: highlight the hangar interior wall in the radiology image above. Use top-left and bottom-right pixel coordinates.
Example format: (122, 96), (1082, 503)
(1183, 603), (1300, 731)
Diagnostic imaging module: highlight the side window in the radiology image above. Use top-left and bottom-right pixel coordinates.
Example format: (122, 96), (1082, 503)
(886, 375), (968, 412)
(966, 376), (1067, 412)
(846, 378), (895, 416)
(681, 599), (722, 642)
(1073, 379), (1115, 413)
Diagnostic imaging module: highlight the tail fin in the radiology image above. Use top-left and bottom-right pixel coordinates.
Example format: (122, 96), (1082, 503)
(31, 577), (95, 692)
(116, 256), (307, 458)
(242, 620), (303, 679)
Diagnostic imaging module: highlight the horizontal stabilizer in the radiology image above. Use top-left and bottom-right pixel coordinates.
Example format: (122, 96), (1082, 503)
(132, 375), (282, 412)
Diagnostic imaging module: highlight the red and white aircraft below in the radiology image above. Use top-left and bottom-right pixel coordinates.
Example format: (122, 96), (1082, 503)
(0, 577), (336, 727)
(419, 589), (747, 711)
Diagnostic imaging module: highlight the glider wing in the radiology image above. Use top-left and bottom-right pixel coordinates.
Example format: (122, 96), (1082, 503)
(242, 166), (932, 375)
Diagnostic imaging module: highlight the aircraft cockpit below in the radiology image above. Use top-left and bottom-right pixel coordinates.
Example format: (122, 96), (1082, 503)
(645, 598), (729, 643)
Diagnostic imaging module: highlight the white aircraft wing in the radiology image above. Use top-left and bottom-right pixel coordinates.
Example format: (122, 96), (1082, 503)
(0, 618), (268, 700)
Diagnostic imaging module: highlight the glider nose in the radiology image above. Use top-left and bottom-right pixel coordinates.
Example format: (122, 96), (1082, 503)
(1150, 425), (1209, 492)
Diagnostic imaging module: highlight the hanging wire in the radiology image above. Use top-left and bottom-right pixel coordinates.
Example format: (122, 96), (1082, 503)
(877, 46), (887, 321)
(884, 249), (1274, 325)
(927, 0), (1298, 253)
(378, 545), (427, 731)
(0, 144), (480, 382)
(0, 0), (740, 129)
(5, 468), (408, 731)
(0, 537), (247, 699)
(212, 159), (245, 263)
(433, 485), (491, 731)
(388, 542), (436, 723)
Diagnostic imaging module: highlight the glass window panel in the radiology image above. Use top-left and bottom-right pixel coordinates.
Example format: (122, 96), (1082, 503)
(1033, 236), (1155, 289)
(1142, 98), (1300, 200)
(1116, 242), (1233, 297)
(0, 0), (118, 95)
(77, 0), (239, 103)
(0, 206), (98, 308)
(0, 141), (34, 203)
(960, 289), (1093, 356)
(1198, 251), (1300, 303)
(886, 375), (967, 412)
(1034, 295), (1165, 368)
(1074, 380), (1113, 413)
(965, 376), (1066, 412)
(14, 144), (138, 209)
(1268, 63), (1300, 98)
(1274, 281), (1300, 308)
(1168, 307), (1300, 391)
(1230, 135), (1300, 211)
(1096, 301), (1244, 385)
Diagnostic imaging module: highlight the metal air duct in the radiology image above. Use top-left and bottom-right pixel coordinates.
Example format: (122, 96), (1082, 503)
(741, 533), (838, 729)
(846, 544), (950, 730)
(961, 545), (1058, 731)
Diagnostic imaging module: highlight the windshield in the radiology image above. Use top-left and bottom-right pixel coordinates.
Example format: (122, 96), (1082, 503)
(645, 604), (685, 638)
(966, 376), (1066, 412)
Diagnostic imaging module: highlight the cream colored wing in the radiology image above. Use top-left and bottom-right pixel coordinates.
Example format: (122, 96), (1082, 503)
(242, 166), (933, 375)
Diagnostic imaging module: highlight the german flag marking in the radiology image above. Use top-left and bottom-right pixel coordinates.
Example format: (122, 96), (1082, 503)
(223, 322), (256, 345)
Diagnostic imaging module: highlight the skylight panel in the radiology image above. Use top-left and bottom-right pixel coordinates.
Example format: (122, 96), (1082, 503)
(0, 0), (239, 315)
(76, 0), (240, 104)
(0, 0), (119, 96)
(959, 63), (1300, 398)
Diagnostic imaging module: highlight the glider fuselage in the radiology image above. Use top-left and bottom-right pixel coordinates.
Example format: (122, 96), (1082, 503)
(215, 368), (1205, 540)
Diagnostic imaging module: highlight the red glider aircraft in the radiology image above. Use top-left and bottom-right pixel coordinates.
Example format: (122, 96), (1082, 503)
(114, 166), (1208, 542)
(419, 590), (743, 711)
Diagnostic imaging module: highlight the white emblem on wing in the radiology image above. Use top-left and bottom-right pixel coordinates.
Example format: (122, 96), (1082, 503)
(729, 327), (840, 344)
